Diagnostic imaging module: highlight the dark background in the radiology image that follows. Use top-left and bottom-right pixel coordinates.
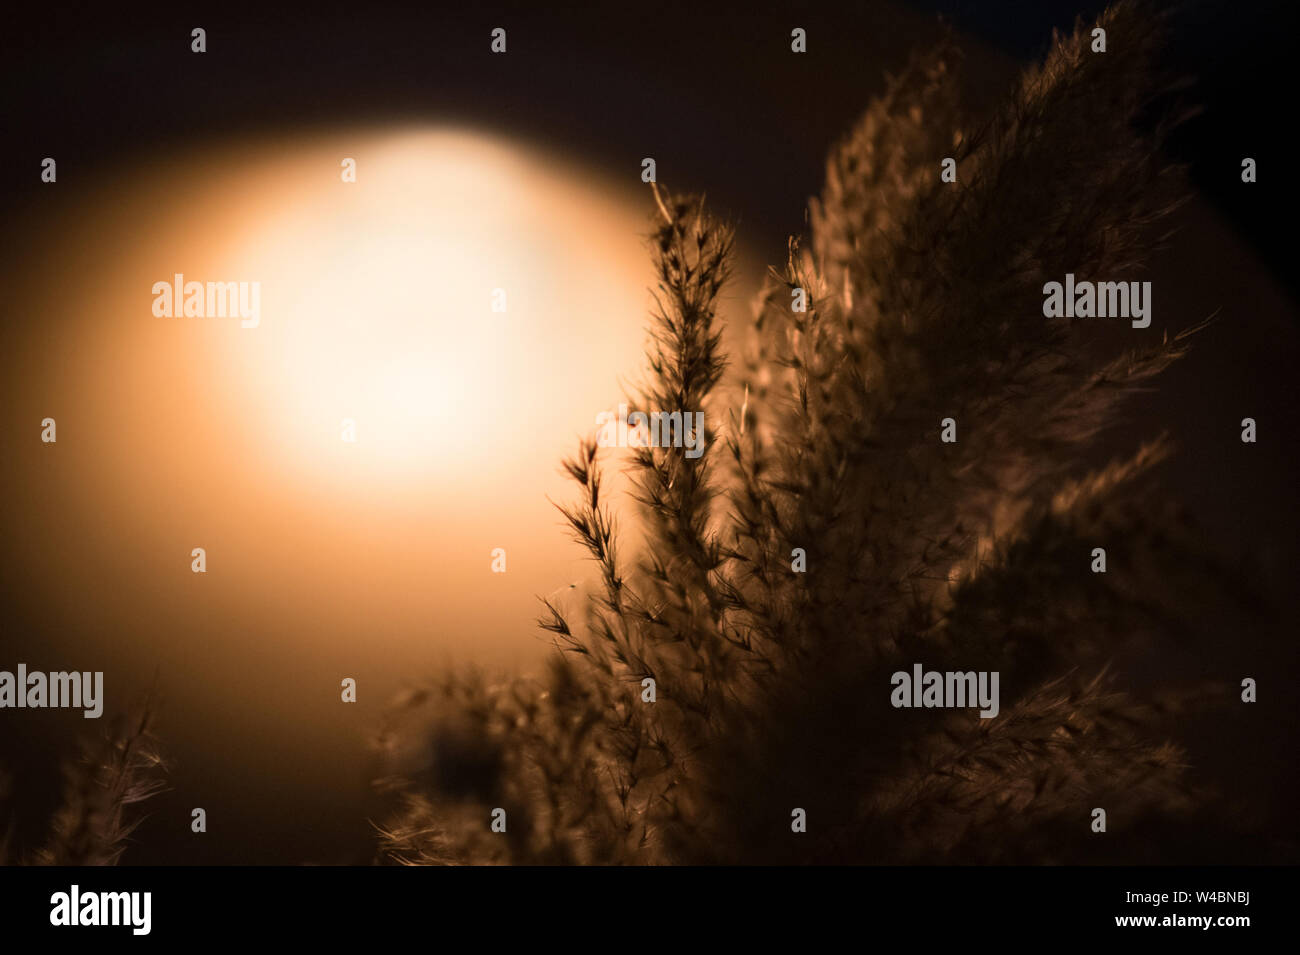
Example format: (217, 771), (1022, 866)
(1, 0), (1294, 292)
(2, 0), (1296, 864)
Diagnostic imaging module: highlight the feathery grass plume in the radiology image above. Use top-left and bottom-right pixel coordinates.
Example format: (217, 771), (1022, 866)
(376, 1), (1258, 863)
(27, 701), (166, 866)
(374, 188), (737, 865)
(372, 662), (626, 864)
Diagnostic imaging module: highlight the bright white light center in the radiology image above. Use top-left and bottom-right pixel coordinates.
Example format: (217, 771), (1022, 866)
(211, 128), (651, 487)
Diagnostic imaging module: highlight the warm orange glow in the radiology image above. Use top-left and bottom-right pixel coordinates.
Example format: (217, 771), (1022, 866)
(2, 127), (665, 716)
(2, 126), (757, 836)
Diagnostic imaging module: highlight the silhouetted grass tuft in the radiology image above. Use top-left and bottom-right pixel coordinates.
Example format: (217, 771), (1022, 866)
(0, 699), (166, 866)
(375, 1), (1264, 864)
